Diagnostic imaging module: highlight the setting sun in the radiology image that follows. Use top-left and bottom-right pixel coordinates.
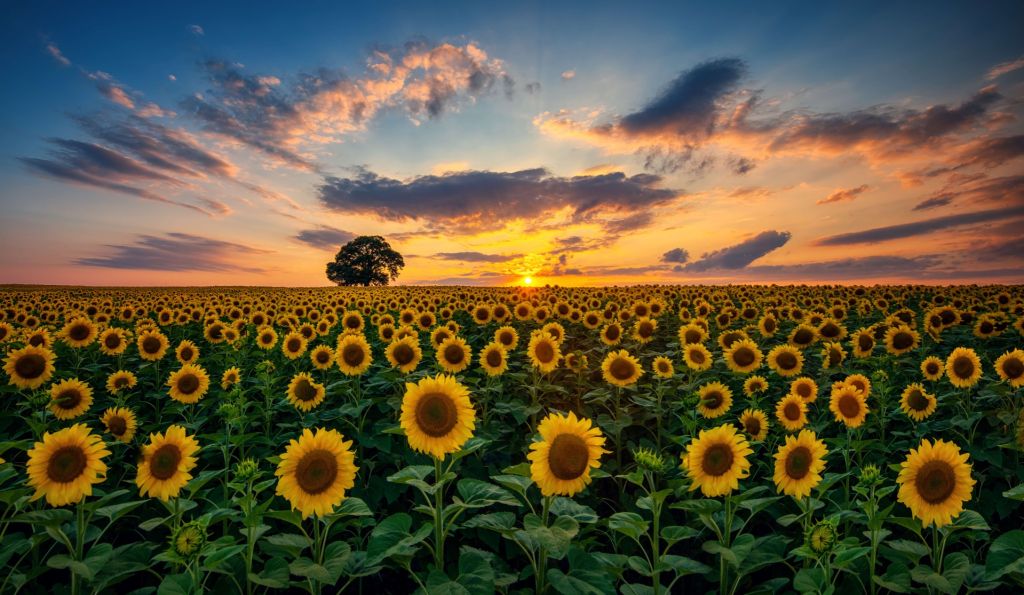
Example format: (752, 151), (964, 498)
(522, 276), (533, 286)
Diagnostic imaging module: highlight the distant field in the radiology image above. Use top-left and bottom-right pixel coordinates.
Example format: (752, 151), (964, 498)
(1, 285), (1023, 594)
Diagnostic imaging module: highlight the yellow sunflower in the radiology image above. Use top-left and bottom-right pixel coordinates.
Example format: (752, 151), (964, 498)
(897, 438), (975, 527)
(26, 423), (109, 506)
(994, 349), (1024, 388)
(527, 332), (561, 374)
(739, 409), (769, 441)
(3, 344), (56, 389)
(790, 377), (818, 403)
(723, 338), (763, 374)
(632, 318), (657, 345)
(698, 381), (733, 419)
(479, 342), (508, 376)
(175, 340), (200, 365)
(600, 323), (623, 346)
(682, 343), (713, 371)
(681, 424), (752, 497)
(767, 344), (804, 377)
(255, 326), (278, 350)
(98, 327), (129, 356)
(742, 375), (768, 396)
(900, 383), (937, 421)
(829, 384), (869, 428)
(275, 428), (358, 519)
(850, 328), (875, 358)
(287, 372), (326, 411)
(775, 393), (808, 431)
(400, 374), (476, 459)
(494, 326), (519, 350)
(61, 317), (98, 348)
(101, 407), (138, 442)
(309, 345), (335, 371)
(136, 425), (200, 501)
(843, 374), (872, 399)
(920, 356), (944, 382)
(386, 336), (422, 374)
(221, 367), (240, 390)
(167, 364), (211, 404)
(653, 356), (674, 379)
(436, 336), (472, 374)
(137, 329), (169, 361)
(602, 350), (643, 387)
(773, 429), (828, 498)
(946, 347), (982, 388)
(281, 331), (308, 360)
(678, 323), (708, 345)
(49, 378), (93, 420)
(106, 370), (137, 394)
(884, 325), (920, 356)
(820, 342), (846, 369)
(528, 411), (608, 497)
(336, 334), (373, 376)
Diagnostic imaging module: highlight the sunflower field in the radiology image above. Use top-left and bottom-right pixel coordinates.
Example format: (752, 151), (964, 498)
(1, 284), (1023, 595)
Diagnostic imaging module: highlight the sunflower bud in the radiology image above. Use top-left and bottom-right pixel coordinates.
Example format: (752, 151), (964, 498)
(805, 519), (838, 554)
(858, 464), (882, 487)
(633, 447), (667, 473)
(234, 458), (260, 483)
(170, 520), (207, 560)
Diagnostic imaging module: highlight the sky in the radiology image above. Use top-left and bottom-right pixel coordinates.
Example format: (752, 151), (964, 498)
(1, 0), (1023, 286)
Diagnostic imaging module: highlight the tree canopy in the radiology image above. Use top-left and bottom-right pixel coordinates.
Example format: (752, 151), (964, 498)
(325, 235), (404, 286)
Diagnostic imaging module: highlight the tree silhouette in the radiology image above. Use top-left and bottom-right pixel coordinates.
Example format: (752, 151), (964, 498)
(326, 236), (404, 286)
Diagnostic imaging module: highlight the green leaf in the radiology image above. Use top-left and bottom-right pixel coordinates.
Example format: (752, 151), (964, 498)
(248, 557), (290, 589)
(940, 552), (970, 594)
(550, 497), (598, 524)
(461, 512), (516, 532)
(157, 573), (193, 595)
(94, 500), (146, 523)
(1003, 484), (1024, 501)
(265, 533), (313, 551)
(608, 512), (649, 541)
(322, 541), (351, 585)
(985, 530), (1024, 580)
(455, 479), (518, 508)
(873, 562), (911, 593)
(289, 557), (332, 583)
(793, 567), (826, 593)
(661, 525), (698, 544)
(455, 547), (495, 595)
(523, 514), (579, 559)
(386, 465), (435, 485)
(911, 564), (953, 594)
(833, 546), (871, 567)
(660, 554), (709, 576)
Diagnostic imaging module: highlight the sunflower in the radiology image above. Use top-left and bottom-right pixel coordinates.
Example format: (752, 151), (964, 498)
(275, 428), (358, 519)
(743, 375), (768, 396)
(681, 424), (752, 497)
(61, 317), (98, 348)
(106, 370), (137, 394)
(101, 407), (138, 442)
(98, 327), (129, 356)
(49, 378), (93, 420)
(600, 323), (623, 346)
(821, 342), (846, 369)
(790, 377), (818, 403)
(527, 332), (561, 374)
(287, 372), (326, 412)
(920, 356), (945, 382)
(494, 326), (519, 350)
(739, 409), (769, 441)
(174, 340), (199, 365)
(723, 339), (763, 374)
(773, 429), (828, 498)
(167, 364), (211, 404)
(767, 344), (804, 377)
(850, 328), (875, 358)
(281, 332), (308, 360)
(400, 374), (475, 459)
(682, 343), (713, 371)
(632, 318), (657, 344)
(381, 336), (418, 374)
(994, 349), (1024, 388)
(829, 384), (869, 428)
(336, 334), (373, 376)
(653, 356), (674, 379)
(255, 326), (278, 350)
(137, 329), (169, 361)
(309, 345), (335, 371)
(221, 367), (240, 390)
(900, 383), (937, 421)
(528, 411), (607, 497)
(884, 325), (919, 356)
(776, 393), (808, 431)
(602, 350), (643, 387)
(26, 423), (109, 506)
(565, 351), (589, 373)
(479, 342), (508, 376)
(946, 347), (982, 388)
(136, 425), (200, 501)
(897, 439), (975, 528)
(844, 374), (872, 399)
(789, 324), (819, 349)
(698, 381), (733, 419)
(678, 323), (708, 345)
(3, 344), (56, 389)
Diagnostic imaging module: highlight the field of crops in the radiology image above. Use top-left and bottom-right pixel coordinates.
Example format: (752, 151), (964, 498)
(1, 284), (1023, 594)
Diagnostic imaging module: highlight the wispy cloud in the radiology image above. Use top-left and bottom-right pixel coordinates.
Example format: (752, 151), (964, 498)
(75, 233), (270, 272)
(987, 55), (1024, 80)
(818, 184), (870, 205)
(680, 230), (791, 272)
(44, 41), (70, 67)
(815, 205), (1024, 245)
(293, 226), (356, 250)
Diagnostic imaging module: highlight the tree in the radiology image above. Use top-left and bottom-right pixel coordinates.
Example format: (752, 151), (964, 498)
(326, 235), (405, 286)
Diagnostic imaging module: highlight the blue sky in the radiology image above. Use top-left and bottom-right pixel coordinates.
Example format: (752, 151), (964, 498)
(2, 1), (1022, 285)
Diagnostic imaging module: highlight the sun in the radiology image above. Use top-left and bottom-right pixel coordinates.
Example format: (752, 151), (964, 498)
(523, 276), (533, 286)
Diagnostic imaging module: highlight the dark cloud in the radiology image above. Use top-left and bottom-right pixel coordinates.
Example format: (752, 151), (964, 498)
(818, 184), (870, 205)
(730, 156), (756, 174)
(913, 195), (954, 211)
(432, 251), (522, 263)
(600, 212), (656, 234)
(956, 135), (1024, 169)
(75, 232), (269, 272)
(293, 226), (356, 250)
(682, 230), (791, 272)
(815, 205), (1024, 245)
(661, 247), (690, 264)
(317, 167), (682, 231)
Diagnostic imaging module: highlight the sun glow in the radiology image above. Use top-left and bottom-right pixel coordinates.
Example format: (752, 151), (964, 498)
(523, 276), (533, 286)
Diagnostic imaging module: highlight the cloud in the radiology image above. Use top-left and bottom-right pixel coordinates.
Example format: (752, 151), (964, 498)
(956, 135), (1024, 169)
(525, 82), (541, 94)
(75, 232), (270, 272)
(188, 24), (205, 36)
(661, 247), (690, 263)
(432, 251), (522, 263)
(987, 56), (1024, 80)
(681, 230), (791, 272)
(561, 70), (576, 81)
(317, 167), (682, 231)
(293, 226), (356, 250)
(818, 184), (870, 205)
(815, 205), (1024, 245)
(44, 41), (70, 67)
(913, 174), (1024, 210)
(912, 195), (954, 211)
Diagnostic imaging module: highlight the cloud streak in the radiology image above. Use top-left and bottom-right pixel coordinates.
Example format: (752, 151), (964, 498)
(818, 184), (870, 205)
(75, 233), (270, 272)
(293, 226), (356, 250)
(681, 230), (791, 272)
(815, 205), (1024, 245)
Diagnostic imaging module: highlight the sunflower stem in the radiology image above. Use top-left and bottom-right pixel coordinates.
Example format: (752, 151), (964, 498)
(536, 495), (552, 594)
(433, 456), (446, 572)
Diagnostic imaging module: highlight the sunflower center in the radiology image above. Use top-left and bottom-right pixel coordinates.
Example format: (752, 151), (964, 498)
(177, 373), (200, 395)
(414, 392), (459, 437)
(443, 344), (465, 365)
(46, 446), (87, 483)
(777, 351), (797, 369)
(784, 401), (801, 421)
(907, 389), (929, 411)
(703, 390), (724, 410)
(69, 324), (90, 341)
(142, 336), (161, 353)
(744, 417), (762, 436)
(892, 332), (913, 350)
(914, 460), (956, 504)
(55, 388), (82, 409)
(342, 344), (365, 366)
(498, 332), (514, 346)
(952, 356), (974, 379)
(639, 322), (654, 337)
(287, 338), (302, 353)
(858, 335), (873, 351)
(107, 415), (128, 436)
(548, 434), (590, 480)
(114, 376), (130, 388)
(793, 328), (814, 345)
(684, 329), (701, 343)
(393, 343), (414, 365)
(701, 444), (735, 477)
(1001, 357), (1023, 379)
(609, 358), (635, 380)
(295, 449), (339, 495)
(838, 393), (861, 418)
(261, 333), (274, 344)
(657, 361), (670, 373)
(689, 349), (706, 364)
(180, 347), (194, 361)
(149, 444), (182, 480)
(294, 378), (318, 401)
(316, 350), (331, 364)
(105, 334), (122, 349)
(606, 326), (620, 340)
(534, 341), (555, 363)
(733, 347), (755, 367)
(486, 349), (503, 368)
(14, 353), (46, 379)
(346, 317), (360, 329)
(785, 446), (812, 480)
